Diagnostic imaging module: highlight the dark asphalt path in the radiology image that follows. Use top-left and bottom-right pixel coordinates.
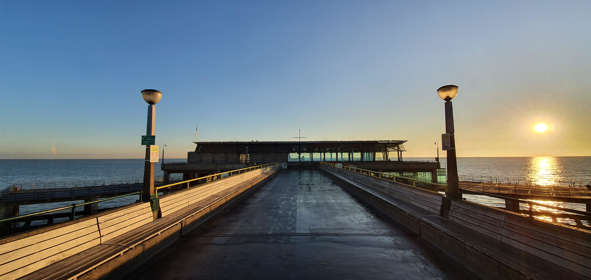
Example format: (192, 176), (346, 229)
(131, 169), (467, 280)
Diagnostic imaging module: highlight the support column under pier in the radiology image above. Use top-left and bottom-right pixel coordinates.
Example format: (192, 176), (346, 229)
(0, 202), (18, 235)
(505, 199), (520, 212)
(163, 171), (170, 184)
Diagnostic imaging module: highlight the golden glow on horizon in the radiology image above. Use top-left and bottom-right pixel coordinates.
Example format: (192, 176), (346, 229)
(533, 122), (548, 133)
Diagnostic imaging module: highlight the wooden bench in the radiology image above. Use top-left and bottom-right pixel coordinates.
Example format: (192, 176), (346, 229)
(98, 202), (153, 243)
(418, 200), (591, 280)
(0, 200), (153, 280)
(339, 167), (443, 215)
(0, 218), (101, 279)
(442, 201), (591, 279)
(322, 166), (443, 234)
(160, 169), (262, 217)
(325, 165), (591, 279)
(0, 167), (275, 280)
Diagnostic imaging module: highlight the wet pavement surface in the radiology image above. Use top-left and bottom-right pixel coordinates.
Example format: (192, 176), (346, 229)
(131, 169), (468, 280)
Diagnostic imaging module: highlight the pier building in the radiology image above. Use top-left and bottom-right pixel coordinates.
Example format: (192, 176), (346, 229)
(161, 140), (441, 182)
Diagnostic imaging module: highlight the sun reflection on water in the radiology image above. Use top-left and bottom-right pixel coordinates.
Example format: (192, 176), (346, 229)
(528, 157), (560, 186)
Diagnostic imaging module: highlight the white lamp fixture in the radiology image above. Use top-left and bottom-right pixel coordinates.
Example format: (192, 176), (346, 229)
(437, 85), (458, 101)
(141, 89), (162, 105)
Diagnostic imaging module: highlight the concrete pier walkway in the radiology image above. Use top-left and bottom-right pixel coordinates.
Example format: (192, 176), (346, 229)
(130, 169), (467, 279)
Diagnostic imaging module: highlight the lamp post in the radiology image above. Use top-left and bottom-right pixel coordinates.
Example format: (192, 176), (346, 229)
(437, 85), (460, 200)
(141, 89), (162, 204)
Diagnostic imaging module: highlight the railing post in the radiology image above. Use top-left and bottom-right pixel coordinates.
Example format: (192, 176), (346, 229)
(70, 204), (76, 221)
(505, 198), (520, 212)
(84, 197), (98, 215)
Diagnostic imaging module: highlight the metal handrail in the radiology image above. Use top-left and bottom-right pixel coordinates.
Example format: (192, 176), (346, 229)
(321, 162), (446, 190)
(155, 163), (276, 191)
(324, 162), (590, 221)
(0, 163), (277, 225)
(466, 191), (591, 218)
(0, 191), (140, 224)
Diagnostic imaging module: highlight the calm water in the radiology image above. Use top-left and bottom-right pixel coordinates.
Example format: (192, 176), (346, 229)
(451, 157), (591, 187)
(0, 159), (183, 216)
(1, 157), (590, 223)
(409, 157), (591, 223)
(435, 157), (590, 226)
(0, 159), (158, 189)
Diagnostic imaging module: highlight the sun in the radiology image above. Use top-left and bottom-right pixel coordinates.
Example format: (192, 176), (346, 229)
(533, 122), (548, 133)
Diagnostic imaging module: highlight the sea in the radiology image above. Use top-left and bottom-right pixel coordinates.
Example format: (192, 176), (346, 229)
(1, 157), (590, 226)
(0, 159), (184, 217)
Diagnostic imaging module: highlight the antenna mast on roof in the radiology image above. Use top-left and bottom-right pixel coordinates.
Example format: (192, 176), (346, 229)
(194, 125), (199, 149)
(435, 140), (440, 163)
(291, 128), (308, 162)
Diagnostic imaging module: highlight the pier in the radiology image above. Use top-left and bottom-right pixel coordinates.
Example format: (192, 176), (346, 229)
(4, 1), (589, 279)
(0, 161), (589, 279)
(130, 168), (467, 279)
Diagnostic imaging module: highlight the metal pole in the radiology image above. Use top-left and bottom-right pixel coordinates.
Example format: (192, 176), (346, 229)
(445, 100), (460, 200)
(142, 104), (155, 202)
(298, 129), (301, 162)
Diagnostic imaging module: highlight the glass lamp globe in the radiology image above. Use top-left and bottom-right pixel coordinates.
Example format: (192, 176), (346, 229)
(141, 89), (162, 105)
(437, 85), (458, 101)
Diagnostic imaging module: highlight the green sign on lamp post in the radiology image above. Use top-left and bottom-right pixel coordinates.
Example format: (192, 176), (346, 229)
(141, 135), (155, 146)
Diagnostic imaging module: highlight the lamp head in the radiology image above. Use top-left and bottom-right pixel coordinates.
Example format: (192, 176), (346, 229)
(437, 85), (458, 101)
(141, 89), (162, 105)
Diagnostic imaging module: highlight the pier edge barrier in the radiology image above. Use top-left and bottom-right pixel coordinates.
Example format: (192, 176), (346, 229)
(320, 165), (591, 280)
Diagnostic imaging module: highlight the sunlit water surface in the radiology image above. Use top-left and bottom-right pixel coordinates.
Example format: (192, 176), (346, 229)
(433, 156), (591, 226)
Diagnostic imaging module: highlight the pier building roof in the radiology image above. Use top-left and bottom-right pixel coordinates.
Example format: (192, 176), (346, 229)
(192, 140), (406, 153)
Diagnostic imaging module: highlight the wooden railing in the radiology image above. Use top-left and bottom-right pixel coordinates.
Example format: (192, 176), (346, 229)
(0, 163), (276, 231)
(321, 162), (446, 192)
(0, 164), (278, 280)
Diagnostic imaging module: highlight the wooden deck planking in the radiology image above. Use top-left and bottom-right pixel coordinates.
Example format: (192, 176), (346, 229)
(7, 167), (276, 280)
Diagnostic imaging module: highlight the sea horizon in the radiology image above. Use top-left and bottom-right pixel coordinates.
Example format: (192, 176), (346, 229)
(1, 155), (590, 160)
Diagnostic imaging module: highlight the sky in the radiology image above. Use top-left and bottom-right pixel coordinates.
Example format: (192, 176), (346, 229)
(0, 1), (590, 159)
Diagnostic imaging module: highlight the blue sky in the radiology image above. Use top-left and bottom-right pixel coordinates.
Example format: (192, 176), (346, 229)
(1, 1), (590, 158)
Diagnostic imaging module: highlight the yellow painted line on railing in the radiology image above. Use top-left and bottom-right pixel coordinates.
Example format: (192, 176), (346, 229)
(0, 164), (277, 225)
(0, 191), (141, 224)
(320, 162), (447, 191)
(155, 163), (276, 191)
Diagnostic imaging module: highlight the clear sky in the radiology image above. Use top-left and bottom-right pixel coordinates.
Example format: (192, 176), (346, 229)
(1, 1), (590, 159)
